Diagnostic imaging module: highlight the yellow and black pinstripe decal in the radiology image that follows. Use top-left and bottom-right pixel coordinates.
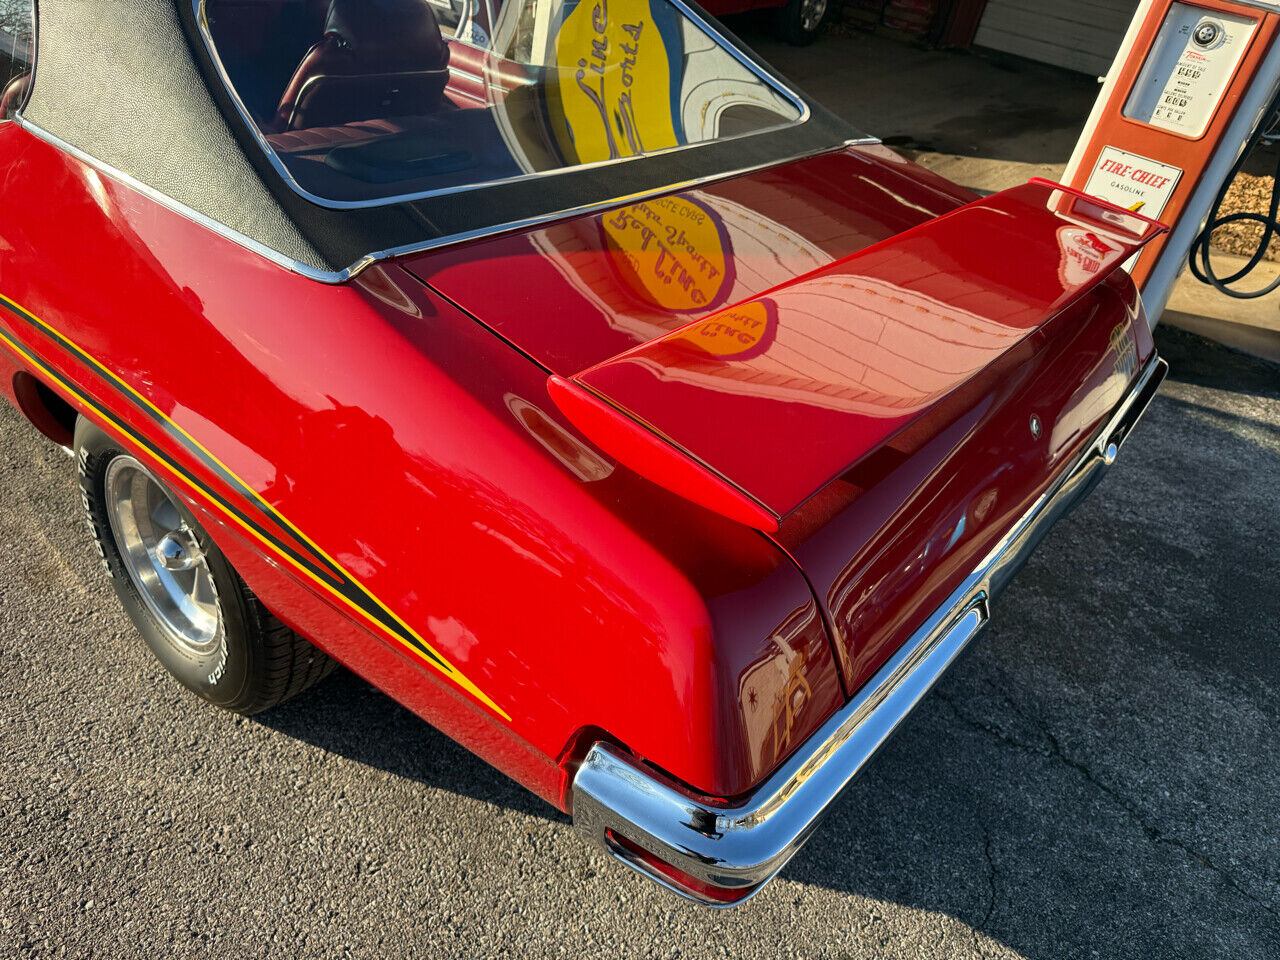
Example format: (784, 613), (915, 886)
(0, 293), (510, 721)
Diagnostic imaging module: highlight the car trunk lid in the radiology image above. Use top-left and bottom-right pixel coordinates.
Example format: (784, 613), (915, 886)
(540, 180), (1164, 529)
(401, 147), (979, 378)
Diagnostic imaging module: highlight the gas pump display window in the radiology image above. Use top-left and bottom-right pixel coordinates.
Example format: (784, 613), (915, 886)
(1123, 3), (1257, 138)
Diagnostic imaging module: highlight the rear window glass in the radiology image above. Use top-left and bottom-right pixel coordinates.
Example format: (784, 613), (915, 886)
(0, 0), (35, 120)
(201, 0), (805, 205)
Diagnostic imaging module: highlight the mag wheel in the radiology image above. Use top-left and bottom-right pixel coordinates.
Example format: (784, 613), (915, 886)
(76, 419), (335, 714)
(104, 454), (223, 656)
(774, 0), (827, 45)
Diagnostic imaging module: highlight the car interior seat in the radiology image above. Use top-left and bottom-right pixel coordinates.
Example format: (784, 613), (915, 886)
(273, 0), (451, 131)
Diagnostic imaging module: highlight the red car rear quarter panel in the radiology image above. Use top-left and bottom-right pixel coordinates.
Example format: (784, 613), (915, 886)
(404, 146), (1156, 697)
(0, 126), (842, 806)
(777, 272), (1154, 692)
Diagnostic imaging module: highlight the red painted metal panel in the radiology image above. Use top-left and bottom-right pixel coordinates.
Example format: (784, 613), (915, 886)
(781, 269), (1155, 692)
(546, 374), (780, 529)
(405, 146), (978, 377)
(552, 181), (1162, 523)
(0, 124), (844, 804)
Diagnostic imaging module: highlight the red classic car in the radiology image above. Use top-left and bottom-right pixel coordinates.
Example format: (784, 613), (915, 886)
(0, 0), (1165, 905)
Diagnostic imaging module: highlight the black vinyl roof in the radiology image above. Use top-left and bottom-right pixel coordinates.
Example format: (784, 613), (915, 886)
(20, 0), (862, 278)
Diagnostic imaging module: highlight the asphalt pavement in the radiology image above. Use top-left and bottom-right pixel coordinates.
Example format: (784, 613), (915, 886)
(2, 316), (1278, 959)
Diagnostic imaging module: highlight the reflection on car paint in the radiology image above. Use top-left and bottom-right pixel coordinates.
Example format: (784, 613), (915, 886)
(408, 149), (984, 380)
(599, 195), (736, 315)
(737, 601), (818, 781)
(503, 392), (616, 481)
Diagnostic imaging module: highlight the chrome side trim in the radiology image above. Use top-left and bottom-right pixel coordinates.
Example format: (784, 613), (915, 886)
(14, 114), (876, 286)
(190, 0), (818, 211)
(572, 355), (1169, 907)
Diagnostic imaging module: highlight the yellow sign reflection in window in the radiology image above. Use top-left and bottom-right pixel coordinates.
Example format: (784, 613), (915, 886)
(550, 0), (681, 164)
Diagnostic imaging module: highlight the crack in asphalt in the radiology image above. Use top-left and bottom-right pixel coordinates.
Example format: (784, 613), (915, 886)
(933, 688), (1280, 923)
(980, 826), (997, 930)
(966, 824), (999, 955)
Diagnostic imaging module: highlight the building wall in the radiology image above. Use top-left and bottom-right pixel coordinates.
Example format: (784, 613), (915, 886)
(831, 0), (1139, 76)
(973, 0), (1139, 75)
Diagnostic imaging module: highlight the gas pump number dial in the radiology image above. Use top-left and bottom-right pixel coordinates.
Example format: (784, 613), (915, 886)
(1123, 3), (1257, 138)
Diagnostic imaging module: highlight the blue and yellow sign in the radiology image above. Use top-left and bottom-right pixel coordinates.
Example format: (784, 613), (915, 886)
(548, 0), (685, 164)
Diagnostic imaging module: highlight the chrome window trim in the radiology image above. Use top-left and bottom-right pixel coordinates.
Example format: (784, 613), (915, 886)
(191, 0), (816, 211)
(15, 113), (873, 284)
(571, 353), (1169, 907)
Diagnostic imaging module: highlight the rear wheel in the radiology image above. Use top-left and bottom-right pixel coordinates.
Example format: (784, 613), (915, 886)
(76, 419), (335, 714)
(774, 0), (827, 45)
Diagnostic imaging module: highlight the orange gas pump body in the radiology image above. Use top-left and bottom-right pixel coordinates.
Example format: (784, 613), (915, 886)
(1065, 0), (1280, 286)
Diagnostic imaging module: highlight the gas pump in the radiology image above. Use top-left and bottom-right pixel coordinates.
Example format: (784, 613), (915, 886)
(1063, 0), (1280, 321)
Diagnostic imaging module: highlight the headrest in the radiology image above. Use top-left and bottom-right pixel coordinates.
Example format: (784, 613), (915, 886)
(325, 0), (445, 51)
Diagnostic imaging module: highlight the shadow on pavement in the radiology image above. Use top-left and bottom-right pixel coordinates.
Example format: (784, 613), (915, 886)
(1156, 322), (1280, 395)
(255, 669), (569, 825)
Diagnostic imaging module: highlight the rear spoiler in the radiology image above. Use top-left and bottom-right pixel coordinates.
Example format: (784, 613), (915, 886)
(548, 180), (1166, 531)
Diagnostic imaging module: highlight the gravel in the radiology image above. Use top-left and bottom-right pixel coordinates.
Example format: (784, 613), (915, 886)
(1208, 172), (1280, 262)
(1, 326), (1278, 959)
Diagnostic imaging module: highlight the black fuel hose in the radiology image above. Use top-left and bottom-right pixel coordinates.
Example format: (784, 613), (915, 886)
(1188, 91), (1280, 298)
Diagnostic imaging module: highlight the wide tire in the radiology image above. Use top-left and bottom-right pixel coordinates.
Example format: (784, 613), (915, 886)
(774, 0), (827, 45)
(75, 419), (334, 714)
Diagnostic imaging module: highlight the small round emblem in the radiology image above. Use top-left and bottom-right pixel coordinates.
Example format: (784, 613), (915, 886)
(1193, 21), (1221, 47)
(1029, 415), (1042, 440)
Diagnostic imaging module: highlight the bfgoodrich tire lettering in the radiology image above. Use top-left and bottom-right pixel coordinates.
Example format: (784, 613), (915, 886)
(75, 419), (335, 714)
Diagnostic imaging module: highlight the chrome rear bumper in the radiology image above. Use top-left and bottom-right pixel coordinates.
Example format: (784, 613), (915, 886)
(571, 355), (1168, 906)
